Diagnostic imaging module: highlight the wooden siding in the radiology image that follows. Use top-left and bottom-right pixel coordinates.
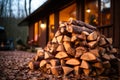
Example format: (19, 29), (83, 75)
(112, 0), (120, 49)
(98, 25), (113, 38)
(28, 24), (34, 43)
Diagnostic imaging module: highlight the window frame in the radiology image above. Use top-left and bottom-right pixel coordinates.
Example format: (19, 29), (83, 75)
(98, 0), (112, 27)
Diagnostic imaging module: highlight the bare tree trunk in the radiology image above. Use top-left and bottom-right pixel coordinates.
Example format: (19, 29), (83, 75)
(24, 0), (28, 16)
(17, 0), (20, 18)
(0, 0), (8, 17)
(9, 0), (12, 17)
(29, 0), (32, 14)
(0, 0), (4, 17)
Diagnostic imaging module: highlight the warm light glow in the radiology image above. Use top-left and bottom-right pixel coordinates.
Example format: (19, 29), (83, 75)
(59, 3), (76, 22)
(86, 8), (91, 13)
(69, 17), (73, 21)
(34, 22), (38, 41)
(40, 23), (46, 29)
(51, 25), (54, 29)
(34, 35), (38, 41)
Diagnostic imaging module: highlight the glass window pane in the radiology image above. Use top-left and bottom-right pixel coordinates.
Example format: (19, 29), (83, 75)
(85, 0), (98, 26)
(49, 14), (55, 41)
(100, 0), (111, 26)
(34, 22), (39, 41)
(59, 3), (76, 22)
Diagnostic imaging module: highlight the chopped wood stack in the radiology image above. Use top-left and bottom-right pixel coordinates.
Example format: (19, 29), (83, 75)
(28, 20), (119, 78)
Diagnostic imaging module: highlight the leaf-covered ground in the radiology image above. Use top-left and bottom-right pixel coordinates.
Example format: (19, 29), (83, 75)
(0, 51), (120, 80)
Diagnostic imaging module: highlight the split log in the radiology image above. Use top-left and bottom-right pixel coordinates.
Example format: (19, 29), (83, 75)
(60, 27), (66, 34)
(69, 20), (97, 30)
(63, 42), (71, 52)
(44, 42), (52, 50)
(76, 46), (87, 53)
(59, 22), (66, 28)
(74, 66), (80, 75)
(63, 57), (71, 61)
(106, 47), (111, 52)
(102, 54), (111, 60)
(80, 60), (90, 69)
(103, 61), (111, 68)
(90, 49), (100, 57)
(80, 60), (89, 69)
(71, 34), (77, 42)
(49, 43), (58, 53)
(46, 63), (52, 69)
(66, 58), (80, 66)
(110, 48), (117, 54)
(50, 59), (60, 66)
(77, 34), (86, 40)
(52, 37), (57, 43)
(28, 61), (40, 70)
(106, 38), (112, 44)
(83, 69), (91, 76)
(66, 25), (93, 34)
(37, 49), (44, 54)
(88, 41), (97, 48)
(92, 62), (103, 68)
(44, 51), (54, 59)
(55, 51), (68, 59)
(63, 35), (71, 42)
(95, 68), (105, 75)
(81, 31), (90, 36)
(36, 50), (44, 59)
(109, 54), (116, 59)
(66, 47), (75, 56)
(34, 55), (44, 61)
(87, 31), (98, 41)
(80, 52), (97, 61)
(90, 71), (97, 76)
(56, 35), (63, 43)
(99, 37), (107, 46)
(39, 60), (47, 68)
(55, 30), (61, 37)
(51, 66), (62, 76)
(60, 59), (66, 66)
(98, 47), (106, 55)
(75, 48), (83, 58)
(79, 41), (88, 46)
(62, 66), (73, 76)
(56, 44), (65, 51)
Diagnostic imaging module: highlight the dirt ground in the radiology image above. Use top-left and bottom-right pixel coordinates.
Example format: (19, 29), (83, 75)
(0, 51), (120, 80)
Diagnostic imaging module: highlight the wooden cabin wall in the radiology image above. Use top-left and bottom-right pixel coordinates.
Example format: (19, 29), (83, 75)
(98, 25), (113, 38)
(112, 0), (120, 49)
(28, 24), (34, 43)
(38, 21), (47, 48)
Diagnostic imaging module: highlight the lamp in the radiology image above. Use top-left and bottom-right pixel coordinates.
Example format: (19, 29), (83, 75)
(86, 8), (91, 13)
(40, 23), (46, 29)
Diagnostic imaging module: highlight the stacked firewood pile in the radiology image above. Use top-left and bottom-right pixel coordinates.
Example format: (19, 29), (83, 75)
(28, 20), (119, 79)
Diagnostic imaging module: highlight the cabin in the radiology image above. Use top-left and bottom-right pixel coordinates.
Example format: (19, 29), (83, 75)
(18, 0), (120, 51)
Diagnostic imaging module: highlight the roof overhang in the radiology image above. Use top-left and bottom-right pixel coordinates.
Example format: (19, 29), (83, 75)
(18, 0), (75, 26)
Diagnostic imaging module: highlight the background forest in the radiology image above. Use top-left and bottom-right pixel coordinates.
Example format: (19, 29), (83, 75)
(0, 0), (46, 46)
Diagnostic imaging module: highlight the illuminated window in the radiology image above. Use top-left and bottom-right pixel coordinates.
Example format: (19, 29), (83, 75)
(59, 3), (76, 22)
(85, 0), (98, 26)
(49, 13), (55, 41)
(85, 0), (111, 26)
(34, 22), (39, 41)
(100, 0), (111, 26)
